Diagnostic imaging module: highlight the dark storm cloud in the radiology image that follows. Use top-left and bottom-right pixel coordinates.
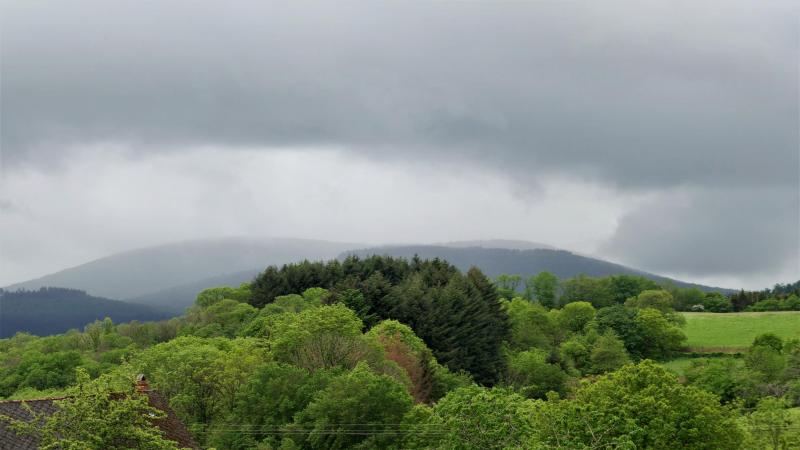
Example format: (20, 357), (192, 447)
(2, 0), (797, 190)
(1, 0), (798, 288)
(602, 187), (799, 277)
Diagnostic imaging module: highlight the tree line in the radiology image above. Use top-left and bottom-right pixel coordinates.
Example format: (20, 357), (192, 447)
(0, 256), (797, 449)
(497, 272), (800, 312)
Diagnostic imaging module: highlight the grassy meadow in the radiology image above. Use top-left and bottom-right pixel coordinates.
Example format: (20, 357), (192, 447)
(681, 311), (800, 352)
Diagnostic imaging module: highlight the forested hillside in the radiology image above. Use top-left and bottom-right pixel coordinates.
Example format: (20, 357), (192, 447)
(2, 256), (797, 449)
(0, 288), (171, 338)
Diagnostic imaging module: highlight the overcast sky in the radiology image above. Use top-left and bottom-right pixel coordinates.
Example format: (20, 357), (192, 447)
(1, 0), (798, 290)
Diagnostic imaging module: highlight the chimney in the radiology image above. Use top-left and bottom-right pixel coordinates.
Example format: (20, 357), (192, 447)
(135, 374), (150, 393)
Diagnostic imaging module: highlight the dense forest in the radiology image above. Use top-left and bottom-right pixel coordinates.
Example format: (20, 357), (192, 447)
(1, 256), (798, 449)
(0, 287), (172, 338)
(729, 281), (800, 312)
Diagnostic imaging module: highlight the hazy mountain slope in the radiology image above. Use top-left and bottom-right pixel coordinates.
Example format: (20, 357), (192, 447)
(127, 269), (261, 312)
(343, 245), (733, 293)
(438, 239), (556, 251)
(122, 240), (555, 311)
(0, 288), (173, 338)
(5, 237), (360, 301)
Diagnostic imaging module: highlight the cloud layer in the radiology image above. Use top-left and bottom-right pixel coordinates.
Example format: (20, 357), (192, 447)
(0, 147), (635, 285)
(1, 0), (797, 289)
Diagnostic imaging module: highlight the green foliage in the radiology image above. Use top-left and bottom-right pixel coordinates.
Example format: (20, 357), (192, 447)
(182, 299), (258, 338)
(594, 305), (643, 358)
(559, 334), (590, 372)
(671, 286), (707, 311)
(685, 358), (752, 403)
(241, 290), (327, 337)
(560, 274), (615, 308)
(525, 271), (559, 308)
(503, 348), (567, 399)
(0, 368), (181, 450)
(251, 257), (510, 385)
(684, 357), (750, 404)
(0, 350), (83, 396)
(251, 256), (418, 308)
(2, 258), (795, 450)
(386, 268), (509, 385)
(747, 295), (800, 312)
(290, 362), (413, 450)
(745, 397), (800, 450)
(209, 363), (340, 450)
(732, 282), (800, 312)
(504, 297), (555, 352)
(701, 292), (734, 312)
(589, 331), (630, 374)
(682, 341), (800, 408)
(555, 301), (596, 333)
(428, 363), (473, 403)
(195, 283), (252, 308)
(753, 333), (785, 353)
(606, 275), (660, 305)
(334, 289), (379, 326)
(267, 304), (380, 371)
(533, 361), (746, 449)
(367, 320), (436, 403)
(745, 345), (786, 383)
(634, 308), (686, 360)
(494, 274), (522, 300)
(624, 289), (675, 313)
(133, 336), (266, 433)
(406, 385), (538, 450)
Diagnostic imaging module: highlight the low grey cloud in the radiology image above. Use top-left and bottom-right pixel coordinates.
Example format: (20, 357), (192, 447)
(602, 187), (799, 278)
(2, 1), (797, 190)
(1, 0), (797, 289)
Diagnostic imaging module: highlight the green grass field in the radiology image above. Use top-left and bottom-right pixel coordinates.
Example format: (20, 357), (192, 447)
(682, 311), (800, 352)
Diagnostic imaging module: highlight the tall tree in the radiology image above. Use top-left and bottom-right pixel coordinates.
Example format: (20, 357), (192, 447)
(526, 271), (559, 308)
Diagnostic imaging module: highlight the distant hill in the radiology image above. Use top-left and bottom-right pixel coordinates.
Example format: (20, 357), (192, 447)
(0, 288), (173, 338)
(342, 245), (733, 293)
(5, 237), (361, 306)
(128, 269), (261, 312)
(5, 238), (734, 315)
(121, 241), (561, 311)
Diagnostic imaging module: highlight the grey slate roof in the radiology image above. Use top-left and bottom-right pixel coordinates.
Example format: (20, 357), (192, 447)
(0, 397), (59, 449)
(0, 391), (199, 449)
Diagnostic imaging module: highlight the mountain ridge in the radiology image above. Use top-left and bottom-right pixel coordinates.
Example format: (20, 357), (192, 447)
(342, 245), (734, 294)
(5, 237), (361, 300)
(5, 238), (735, 315)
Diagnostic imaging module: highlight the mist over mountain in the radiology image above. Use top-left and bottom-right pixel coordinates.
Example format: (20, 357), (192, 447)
(4, 238), (735, 319)
(437, 239), (557, 251)
(128, 269), (262, 312)
(343, 245), (734, 293)
(5, 237), (360, 300)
